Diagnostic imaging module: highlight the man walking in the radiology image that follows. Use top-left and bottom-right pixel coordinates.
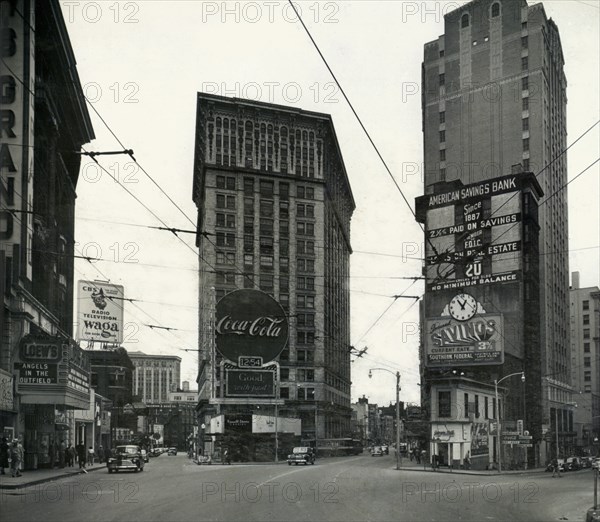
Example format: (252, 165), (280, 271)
(552, 457), (562, 478)
(10, 439), (23, 477)
(0, 437), (9, 475)
(59, 439), (66, 468)
(76, 442), (86, 471)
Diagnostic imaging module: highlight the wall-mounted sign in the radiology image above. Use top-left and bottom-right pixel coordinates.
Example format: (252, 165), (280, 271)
(226, 370), (275, 397)
(424, 314), (504, 367)
(77, 281), (125, 343)
(216, 289), (288, 362)
(20, 340), (63, 362)
(225, 414), (252, 433)
(470, 422), (489, 456)
(0, 369), (14, 411)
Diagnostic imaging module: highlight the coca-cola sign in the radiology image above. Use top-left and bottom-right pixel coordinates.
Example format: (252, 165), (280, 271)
(216, 290), (289, 362)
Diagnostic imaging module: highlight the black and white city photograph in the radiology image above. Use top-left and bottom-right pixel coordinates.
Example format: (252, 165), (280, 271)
(1, 0), (599, 521)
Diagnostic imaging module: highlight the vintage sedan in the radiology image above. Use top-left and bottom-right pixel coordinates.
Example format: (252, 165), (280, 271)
(107, 445), (145, 473)
(287, 447), (315, 466)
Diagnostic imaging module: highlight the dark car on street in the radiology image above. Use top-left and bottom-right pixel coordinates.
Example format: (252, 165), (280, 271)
(287, 447), (315, 465)
(107, 445), (145, 473)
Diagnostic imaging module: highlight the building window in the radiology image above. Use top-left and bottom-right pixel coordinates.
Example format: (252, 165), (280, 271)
(259, 180), (274, 197)
(279, 182), (289, 200)
(484, 397), (489, 419)
(440, 149), (446, 162)
(216, 213), (235, 228)
(216, 194), (236, 210)
(584, 343), (590, 353)
(297, 388), (305, 400)
(297, 240), (315, 255)
(216, 251), (235, 265)
(522, 56), (528, 71)
(279, 202), (289, 218)
(439, 130), (445, 143)
(297, 222), (315, 236)
(583, 329), (590, 339)
(522, 22), (527, 30)
(439, 111), (445, 124)
(216, 232), (235, 247)
(280, 368), (289, 380)
(216, 271), (235, 285)
(298, 258), (315, 273)
(244, 177), (254, 195)
(279, 257), (289, 272)
(439, 49), (445, 58)
(306, 388), (315, 400)
(461, 13), (469, 28)
(297, 204), (315, 218)
(464, 393), (469, 418)
(584, 385), (591, 393)
(584, 371), (591, 382)
(522, 97), (529, 111)
(521, 36), (528, 48)
(583, 314), (590, 325)
(260, 200), (274, 217)
(217, 176), (236, 190)
(523, 138), (529, 151)
(584, 357), (591, 368)
(583, 300), (589, 310)
(244, 216), (254, 234)
(260, 255), (274, 268)
(259, 274), (274, 292)
(297, 186), (315, 199)
(439, 73), (445, 87)
(438, 391), (451, 418)
(475, 395), (479, 418)
(522, 77), (529, 90)
(522, 118), (529, 131)
(280, 387), (289, 399)
(491, 3), (500, 17)
(297, 313), (315, 327)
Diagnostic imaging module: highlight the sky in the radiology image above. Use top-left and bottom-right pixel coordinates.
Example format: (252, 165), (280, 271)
(63, 0), (600, 408)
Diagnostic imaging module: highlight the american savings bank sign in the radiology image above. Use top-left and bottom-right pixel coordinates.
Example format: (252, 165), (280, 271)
(216, 289), (289, 363)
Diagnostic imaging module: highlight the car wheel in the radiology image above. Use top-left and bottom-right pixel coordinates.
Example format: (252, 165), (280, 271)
(288, 462), (292, 466)
(311, 461), (314, 465)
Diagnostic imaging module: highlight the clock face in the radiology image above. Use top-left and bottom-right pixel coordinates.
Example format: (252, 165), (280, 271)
(448, 293), (477, 322)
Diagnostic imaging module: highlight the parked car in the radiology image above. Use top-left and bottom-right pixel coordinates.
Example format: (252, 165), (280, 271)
(107, 445), (145, 473)
(565, 457), (581, 471)
(381, 445), (389, 455)
(167, 447), (178, 456)
(592, 458), (600, 470)
(287, 447), (315, 466)
(371, 446), (384, 457)
(581, 456), (593, 468)
(140, 449), (149, 463)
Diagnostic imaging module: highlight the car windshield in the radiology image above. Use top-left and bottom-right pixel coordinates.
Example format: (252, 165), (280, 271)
(116, 446), (138, 455)
(292, 447), (309, 454)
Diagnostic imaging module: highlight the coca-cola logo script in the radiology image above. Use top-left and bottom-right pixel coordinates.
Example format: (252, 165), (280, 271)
(216, 290), (289, 362)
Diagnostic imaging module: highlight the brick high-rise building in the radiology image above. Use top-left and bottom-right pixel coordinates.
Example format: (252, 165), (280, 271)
(192, 94), (355, 445)
(420, 0), (570, 467)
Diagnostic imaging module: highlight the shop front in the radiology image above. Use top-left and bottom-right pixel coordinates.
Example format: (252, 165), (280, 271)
(14, 335), (91, 469)
(0, 369), (17, 440)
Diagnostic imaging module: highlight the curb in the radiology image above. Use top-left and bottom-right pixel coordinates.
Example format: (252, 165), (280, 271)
(394, 466), (548, 476)
(0, 466), (106, 490)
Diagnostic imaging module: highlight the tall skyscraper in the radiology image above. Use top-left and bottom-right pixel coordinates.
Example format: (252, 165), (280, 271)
(129, 351), (182, 405)
(420, 0), (570, 467)
(569, 272), (600, 452)
(192, 93), (355, 444)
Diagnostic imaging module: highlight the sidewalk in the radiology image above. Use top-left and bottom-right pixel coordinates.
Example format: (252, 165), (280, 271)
(395, 458), (547, 476)
(0, 464), (107, 490)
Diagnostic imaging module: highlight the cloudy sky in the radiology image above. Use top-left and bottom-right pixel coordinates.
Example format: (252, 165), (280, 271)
(63, 0), (599, 407)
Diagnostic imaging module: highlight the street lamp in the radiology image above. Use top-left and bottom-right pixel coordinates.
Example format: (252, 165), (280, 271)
(369, 368), (402, 470)
(494, 371), (525, 473)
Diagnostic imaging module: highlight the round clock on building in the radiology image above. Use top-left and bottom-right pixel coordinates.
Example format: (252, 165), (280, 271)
(448, 293), (477, 322)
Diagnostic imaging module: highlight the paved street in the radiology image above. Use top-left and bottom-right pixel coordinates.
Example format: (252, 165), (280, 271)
(1, 453), (595, 521)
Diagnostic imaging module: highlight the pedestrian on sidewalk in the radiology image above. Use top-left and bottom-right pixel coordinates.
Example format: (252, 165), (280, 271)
(97, 445), (104, 464)
(49, 439), (56, 469)
(10, 439), (23, 477)
(76, 442), (86, 469)
(59, 439), (66, 468)
(0, 437), (9, 475)
(552, 457), (562, 478)
(87, 446), (95, 466)
(65, 444), (73, 467)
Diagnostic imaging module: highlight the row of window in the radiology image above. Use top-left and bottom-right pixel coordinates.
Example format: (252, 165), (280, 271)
(437, 390), (498, 419)
(219, 175), (315, 201)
